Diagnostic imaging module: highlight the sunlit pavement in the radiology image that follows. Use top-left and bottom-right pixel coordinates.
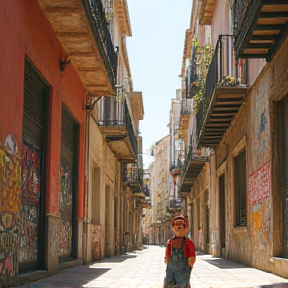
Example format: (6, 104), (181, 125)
(18, 245), (288, 288)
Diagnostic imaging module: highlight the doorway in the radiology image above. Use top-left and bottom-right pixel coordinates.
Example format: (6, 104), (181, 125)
(58, 106), (79, 262)
(20, 58), (49, 272)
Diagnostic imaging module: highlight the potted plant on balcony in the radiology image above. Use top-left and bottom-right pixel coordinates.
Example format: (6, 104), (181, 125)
(219, 75), (236, 87)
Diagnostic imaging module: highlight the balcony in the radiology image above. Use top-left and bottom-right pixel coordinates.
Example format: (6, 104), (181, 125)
(179, 98), (193, 140)
(170, 159), (183, 185)
(97, 97), (137, 162)
(196, 35), (249, 148)
(142, 171), (150, 198)
(137, 198), (151, 209)
(170, 159), (183, 177)
(169, 199), (183, 209)
(234, 0), (288, 61)
(38, 0), (119, 96)
(124, 164), (145, 198)
(178, 145), (210, 197)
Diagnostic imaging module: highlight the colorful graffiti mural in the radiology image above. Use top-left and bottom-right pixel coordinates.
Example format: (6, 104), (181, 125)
(248, 161), (271, 206)
(59, 156), (73, 257)
(0, 135), (21, 286)
(248, 161), (272, 248)
(19, 141), (41, 263)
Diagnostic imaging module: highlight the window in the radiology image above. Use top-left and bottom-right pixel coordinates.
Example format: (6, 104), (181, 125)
(234, 150), (247, 226)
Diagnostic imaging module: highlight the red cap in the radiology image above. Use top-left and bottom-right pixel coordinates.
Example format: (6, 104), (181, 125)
(171, 215), (189, 227)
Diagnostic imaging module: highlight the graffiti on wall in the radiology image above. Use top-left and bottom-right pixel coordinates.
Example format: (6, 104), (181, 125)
(58, 220), (72, 255)
(59, 157), (73, 256)
(251, 89), (269, 169)
(248, 161), (270, 206)
(19, 141), (41, 262)
(0, 135), (21, 286)
(248, 161), (271, 247)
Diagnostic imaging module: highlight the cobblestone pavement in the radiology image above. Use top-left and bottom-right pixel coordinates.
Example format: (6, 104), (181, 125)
(18, 245), (288, 288)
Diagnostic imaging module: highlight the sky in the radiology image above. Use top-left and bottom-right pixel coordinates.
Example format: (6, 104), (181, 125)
(126, 0), (193, 168)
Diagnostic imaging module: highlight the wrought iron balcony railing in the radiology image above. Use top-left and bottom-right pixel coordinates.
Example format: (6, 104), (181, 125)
(97, 97), (138, 157)
(181, 98), (193, 115)
(123, 163), (144, 195)
(185, 144), (211, 164)
(178, 144), (210, 194)
(234, 0), (288, 60)
(169, 199), (183, 209)
(186, 45), (199, 99)
(83, 0), (118, 88)
(142, 184), (150, 197)
(170, 158), (184, 172)
(196, 35), (249, 147)
(234, 0), (253, 38)
(138, 198), (151, 208)
(143, 171), (150, 197)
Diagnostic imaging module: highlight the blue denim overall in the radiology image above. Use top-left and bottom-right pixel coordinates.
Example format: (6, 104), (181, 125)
(164, 238), (192, 288)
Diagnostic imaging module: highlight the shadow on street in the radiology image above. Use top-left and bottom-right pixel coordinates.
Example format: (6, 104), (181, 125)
(202, 257), (247, 269)
(19, 253), (138, 288)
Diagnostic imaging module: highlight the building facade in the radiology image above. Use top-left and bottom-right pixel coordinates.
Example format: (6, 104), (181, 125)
(0, 1), (146, 287)
(149, 135), (172, 246)
(178, 0), (288, 279)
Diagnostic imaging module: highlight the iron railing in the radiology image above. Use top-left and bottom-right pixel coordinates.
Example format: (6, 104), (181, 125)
(97, 98), (138, 156)
(185, 144), (211, 163)
(124, 102), (138, 157)
(179, 143), (210, 189)
(234, 0), (255, 52)
(181, 98), (193, 115)
(169, 199), (183, 209)
(142, 184), (150, 197)
(196, 35), (249, 139)
(123, 163), (144, 190)
(186, 45), (198, 99)
(82, 0), (118, 90)
(170, 158), (183, 172)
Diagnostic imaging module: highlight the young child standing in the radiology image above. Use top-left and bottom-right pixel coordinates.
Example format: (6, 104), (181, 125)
(163, 215), (196, 288)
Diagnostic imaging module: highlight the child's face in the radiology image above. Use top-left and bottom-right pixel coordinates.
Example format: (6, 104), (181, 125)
(172, 219), (189, 237)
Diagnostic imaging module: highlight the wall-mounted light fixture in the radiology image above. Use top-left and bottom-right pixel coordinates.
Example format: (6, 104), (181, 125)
(60, 55), (71, 74)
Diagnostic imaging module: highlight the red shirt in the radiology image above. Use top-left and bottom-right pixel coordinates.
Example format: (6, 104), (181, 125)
(165, 237), (195, 259)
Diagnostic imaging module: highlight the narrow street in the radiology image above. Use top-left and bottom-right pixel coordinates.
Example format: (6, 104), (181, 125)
(18, 246), (288, 288)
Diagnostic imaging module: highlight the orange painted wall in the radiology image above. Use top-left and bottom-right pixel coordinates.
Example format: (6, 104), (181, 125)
(0, 0), (86, 218)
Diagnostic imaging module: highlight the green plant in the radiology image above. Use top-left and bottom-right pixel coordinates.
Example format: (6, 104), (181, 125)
(191, 40), (214, 114)
(193, 90), (203, 114)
